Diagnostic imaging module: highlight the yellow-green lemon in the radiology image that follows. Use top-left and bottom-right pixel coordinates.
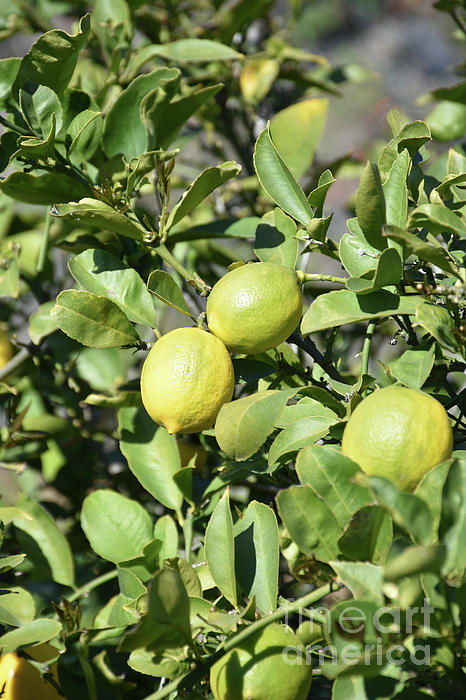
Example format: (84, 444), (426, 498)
(0, 331), (14, 368)
(341, 386), (453, 492)
(140, 327), (234, 434)
(206, 262), (303, 355)
(210, 622), (312, 700)
(0, 643), (64, 700)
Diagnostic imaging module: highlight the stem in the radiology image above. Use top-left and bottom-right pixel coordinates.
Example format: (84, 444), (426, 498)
(0, 347), (30, 382)
(156, 244), (209, 296)
(66, 569), (118, 603)
(288, 330), (345, 383)
(449, 8), (466, 37)
(361, 321), (376, 378)
(0, 115), (32, 137)
(297, 271), (347, 285)
(144, 582), (335, 700)
(37, 210), (52, 273)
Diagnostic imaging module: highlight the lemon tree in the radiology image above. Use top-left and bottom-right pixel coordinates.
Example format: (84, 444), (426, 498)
(0, 2), (465, 700)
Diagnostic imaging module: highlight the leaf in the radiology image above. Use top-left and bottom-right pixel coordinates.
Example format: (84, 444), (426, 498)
(166, 161), (241, 230)
(215, 388), (297, 461)
(253, 124), (314, 225)
(52, 198), (147, 241)
(369, 477), (433, 546)
(0, 587), (35, 627)
(0, 247), (18, 298)
(268, 417), (338, 469)
(408, 203), (466, 239)
(427, 100), (466, 141)
(147, 270), (192, 318)
(167, 216), (260, 243)
(388, 344), (435, 389)
(119, 569), (192, 652)
(28, 301), (58, 344)
(13, 15), (90, 99)
(163, 558), (202, 598)
(0, 555), (27, 576)
(355, 162), (386, 250)
(270, 99), (328, 180)
(378, 120), (431, 179)
(254, 208), (299, 268)
(439, 459), (466, 577)
(383, 149), (409, 232)
(52, 290), (140, 348)
(0, 619), (62, 655)
(81, 489), (154, 563)
(102, 68), (180, 160)
(296, 446), (373, 529)
(383, 544), (446, 582)
(345, 248), (403, 294)
(0, 57), (21, 104)
(414, 300), (458, 352)
(68, 109), (102, 162)
(301, 289), (419, 334)
(339, 221), (380, 278)
(383, 225), (460, 278)
(240, 58), (279, 103)
(118, 405), (183, 512)
(331, 561), (384, 605)
(415, 461), (451, 540)
(338, 505), (393, 564)
(234, 501), (279, 613)
(128, 39), (241, 73)
(13, 495), (75, 587)
(0, 172), (91, 205)
(69, 248), (156, 326)
(307, 169), (335, 216)
(332, 676), (368, 700)
(153, 515), (178, 563)
(276, 485), (342, 562)
(205, 489), (237, 607)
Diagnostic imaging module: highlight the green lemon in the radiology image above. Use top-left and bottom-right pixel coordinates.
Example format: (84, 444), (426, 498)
(341, 386), (453, 492)
(209, 622), (312, 700)
(140, 327), (234, 434)
(206, 262), (303, 355)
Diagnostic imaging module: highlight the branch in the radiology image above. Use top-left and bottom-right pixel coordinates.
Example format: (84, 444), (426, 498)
(288, 330), (344, 383)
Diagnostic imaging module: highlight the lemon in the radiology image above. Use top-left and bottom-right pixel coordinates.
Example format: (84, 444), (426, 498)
(206, 262), (303, 355)
(140, 327), (234, 434)
(0, 643), (63, 700)
(0, 331), (14, 369)
(210, 622), (312, 700)
(341, 386), (453, 492)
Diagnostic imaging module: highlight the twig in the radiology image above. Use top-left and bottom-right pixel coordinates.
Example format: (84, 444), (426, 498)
(288, 330), (344, 383)
(0, 348), (30, 382)
(361, 321), (376, 379)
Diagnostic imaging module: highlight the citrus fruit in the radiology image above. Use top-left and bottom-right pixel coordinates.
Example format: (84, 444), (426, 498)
(341, 386), (453, 491)
(0, 331), (14, 369)
(0, 643), (63, 700)
(206, 262), (303, 354)
(140, 327), (234, 434)
(210, 622), (311, 700)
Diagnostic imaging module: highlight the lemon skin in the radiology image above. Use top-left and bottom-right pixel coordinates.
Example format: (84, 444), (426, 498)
(206, 262), (303, 355)
(0, 643), (63, 700)
(0, 331), (14, 369)
(141, 327), (234, 434)
(341, 386), (453, 492)
(210, 622), (312, 700)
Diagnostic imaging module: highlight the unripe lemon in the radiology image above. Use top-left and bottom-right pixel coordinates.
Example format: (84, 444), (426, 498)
(206, 262), (303, 354)
(210, 622), (312, 700)
(341, 386), (453, 492)
(140, 327), (234, 434)
(0, 331), (14, 368)
(0, 643), (63, 700)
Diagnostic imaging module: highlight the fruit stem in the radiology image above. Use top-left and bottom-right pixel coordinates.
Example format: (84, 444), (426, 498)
(156, 244), (209, 296)
(361, 321), (376, 380)
(297, 270), (347, 285)
(144, 581), (335, 700)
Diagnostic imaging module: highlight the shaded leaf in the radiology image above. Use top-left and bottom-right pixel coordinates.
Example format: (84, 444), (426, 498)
(147, 270), (192, 318)
(205, 489), (237, 608)
(389, 345), (435, 389)
(0, 172), (90, 205)
(338, 505), (393, 564)
(254, 208), (298, 268)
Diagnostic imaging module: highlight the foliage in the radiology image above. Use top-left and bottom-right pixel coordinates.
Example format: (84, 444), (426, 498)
(0, 1), (465, 699)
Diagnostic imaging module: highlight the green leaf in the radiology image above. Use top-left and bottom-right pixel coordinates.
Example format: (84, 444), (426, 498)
(234, 501), (279, 613)
(427, 100), (466, 141)
(345, 248), (403, 294)
(338, 505), (393, 564)
(19, 84), (62, 137)
(439, 459), (466, 577)
(253, 124), (314, 225)
(147, 270), (192, 318)
(355, 162), (386, 250)
(153, 515), (179, 563)
(415, 461), (451, 541)
(378, 120), (431, 179)
(81, 489), (153, 563)
(166, 161), (241, 230)
(0, 587), (35, 627)
(69, 248), (156, 326)
(0, 172), (91, 205)
(205, 489), (237, 608)
(414, 300), (458, 352)
(408, 203), (466, 239)
(389, 344), (435, 389)
(296, 446), (373, 529)
(332, 676), (368, 700)
(0, 57), (21, 104)
(268, 417), (338, 469)
(0, 247), (18, 298)
(119, 569), (192, 652)
(163, 558), (202, 598)
(167, 216), (260, 243)
(28, 301), (58, 344)
(68, 109), (102, 163)
(307, 169), (335, 216)
(102, 68), (180, 160)
(0, 554), (27, 576)
(383, 225), (460, 278)
(384, 544), (446, 582)
(339, 220), (380, 278)
(215, 388), (297, 461)
(383, 149), (409, 233)
(331, 561), (384, 605)
(301, 289), (419, 334)
(128, 39), (241, 74)
(52, 290), (140, 348)
(254, 208), (299, 268)
(269, 98), (328, 180)
(277, 485), (342, 562)
(52, 198), (147, 241)
(13, 15), (91, 99)
(118, 405), (183, 512)
(0, 619), (62, 655)
(369, 477), (433, 545)
(13, 495), (75, 587)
